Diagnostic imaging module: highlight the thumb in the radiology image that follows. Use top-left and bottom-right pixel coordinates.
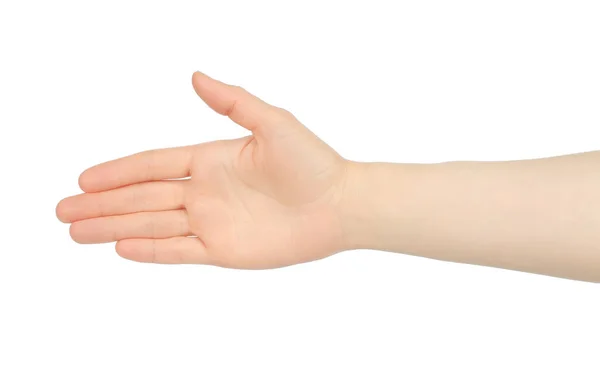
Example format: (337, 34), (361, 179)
(191, 71), (293, 135)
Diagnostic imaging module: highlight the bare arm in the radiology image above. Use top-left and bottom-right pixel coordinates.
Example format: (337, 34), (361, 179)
(340, 153), (600, 282)
(56, 72), (600, 283)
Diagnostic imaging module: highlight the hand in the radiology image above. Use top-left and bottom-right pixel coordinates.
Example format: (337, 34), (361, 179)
(56, 72), (350, 268)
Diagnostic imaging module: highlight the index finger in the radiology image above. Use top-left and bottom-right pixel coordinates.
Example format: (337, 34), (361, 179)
(79, 146), (194, 192)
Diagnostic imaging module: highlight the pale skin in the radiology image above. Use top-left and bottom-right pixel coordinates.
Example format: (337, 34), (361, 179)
(56, 72), (600, 282)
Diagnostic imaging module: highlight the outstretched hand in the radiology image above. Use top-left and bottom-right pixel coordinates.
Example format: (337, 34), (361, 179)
(57, 72), (351, 268)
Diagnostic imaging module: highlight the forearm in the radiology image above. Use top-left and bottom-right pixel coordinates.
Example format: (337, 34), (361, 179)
(339, 152), (600, 282)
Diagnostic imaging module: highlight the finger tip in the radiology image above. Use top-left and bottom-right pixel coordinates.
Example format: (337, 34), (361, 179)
(191, 71), (207, 94)
(69, 223), (84, 244)
(78, 170), (94, 192)
(191, 71), (204, 84)
(56, 199), (71, 223)
(115, 239), (130, 253)
(115, 240), (142, 262)
(192, 71), (223, 91)
(192, 70), (208, 80)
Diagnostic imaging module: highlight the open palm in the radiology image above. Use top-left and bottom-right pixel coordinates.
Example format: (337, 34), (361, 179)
(57, 72), (349, 268)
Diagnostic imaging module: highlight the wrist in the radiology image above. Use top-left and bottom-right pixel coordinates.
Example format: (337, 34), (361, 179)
(336, 161), (409, 251)
(336, 161), (369, 250)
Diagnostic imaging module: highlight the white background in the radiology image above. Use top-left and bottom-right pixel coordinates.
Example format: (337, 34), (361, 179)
(1, 1), (599, 376)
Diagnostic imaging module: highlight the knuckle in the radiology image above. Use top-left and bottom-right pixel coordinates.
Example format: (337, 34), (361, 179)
(141, 215), (158, 239)
(231, 85), (247, 94)
(111, 216), (120, 241)
(274, 107), (296, 121)
(179, 210), (189, 235)
(137, 149), (157, 181)
(151, 239), (158, 263)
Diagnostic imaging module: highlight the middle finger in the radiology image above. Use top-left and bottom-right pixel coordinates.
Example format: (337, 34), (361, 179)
(57, 180), (187, 223)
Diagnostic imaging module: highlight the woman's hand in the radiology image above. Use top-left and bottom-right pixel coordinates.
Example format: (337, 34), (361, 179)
(56, 72), (350, 268)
